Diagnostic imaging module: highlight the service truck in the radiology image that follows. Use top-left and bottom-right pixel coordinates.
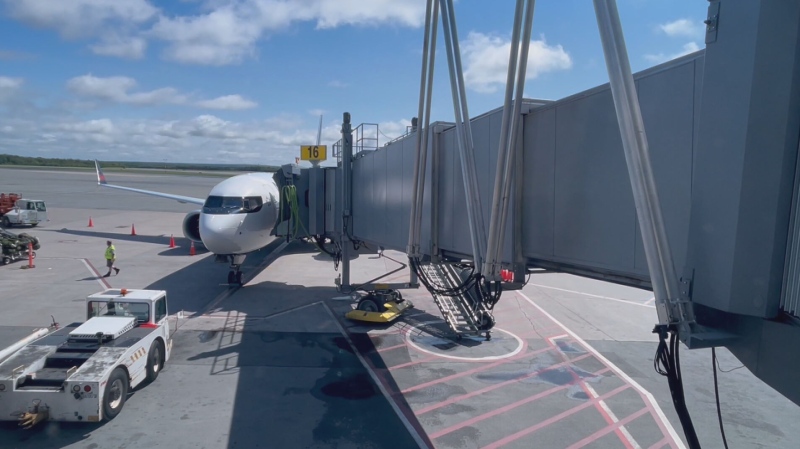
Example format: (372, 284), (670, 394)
(0, 193), (48, 227)
(0, 288), (172, 427)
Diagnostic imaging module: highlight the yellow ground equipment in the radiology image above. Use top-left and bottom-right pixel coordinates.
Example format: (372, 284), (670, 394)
(345, 289), (413, 323)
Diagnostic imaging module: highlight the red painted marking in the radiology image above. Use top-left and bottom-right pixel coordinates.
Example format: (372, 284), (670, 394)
(519, 292), (681, 447)
(389, 355), (439, 371)
(429, 367), (611, 440)
(401, 345), (555, 394)
(565, 407), (650, 449)
(647, 437), (670, 449)
(84, 258), (111, 289)
(481, 384), (631, 449)
(548, 336), (634, 449)
(415, 352), (595, 415)
(376, 343), (407, 353)
(139, 323), (158, 328)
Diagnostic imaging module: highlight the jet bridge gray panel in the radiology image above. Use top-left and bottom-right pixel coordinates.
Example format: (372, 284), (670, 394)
(349, 52), (703, 284)
(551, 87), (637, 273)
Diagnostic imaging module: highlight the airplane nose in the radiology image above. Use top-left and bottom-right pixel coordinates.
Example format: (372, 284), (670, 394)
(199, 214), (243, 253)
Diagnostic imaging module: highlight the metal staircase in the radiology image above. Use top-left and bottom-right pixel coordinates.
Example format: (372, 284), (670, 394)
(418, 262), (495, 340)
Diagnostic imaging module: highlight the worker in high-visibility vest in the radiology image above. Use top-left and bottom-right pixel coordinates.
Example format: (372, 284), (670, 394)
(104, 240), (120, 278)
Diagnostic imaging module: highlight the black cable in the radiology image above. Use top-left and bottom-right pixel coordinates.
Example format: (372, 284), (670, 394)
(653, 325), (701, 449)
(712, 347), (730, 449)
(714, 356), (744, 373)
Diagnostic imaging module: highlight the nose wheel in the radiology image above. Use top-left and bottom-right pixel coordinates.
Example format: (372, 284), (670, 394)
(227, 266), (243, 286)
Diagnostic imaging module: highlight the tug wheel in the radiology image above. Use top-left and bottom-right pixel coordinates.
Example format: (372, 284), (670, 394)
(103, 368), (129, 420)
(146, 339), (165, 382)
(356, 295), (384, 313)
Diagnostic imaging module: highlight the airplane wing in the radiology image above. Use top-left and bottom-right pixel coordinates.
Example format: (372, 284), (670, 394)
(95, 160), (206, 206)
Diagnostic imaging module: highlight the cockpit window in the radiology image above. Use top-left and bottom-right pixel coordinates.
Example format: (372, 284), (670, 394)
(203, 196), (263, 214)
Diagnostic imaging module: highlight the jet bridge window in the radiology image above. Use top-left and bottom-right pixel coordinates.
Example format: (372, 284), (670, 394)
(203, 196), (263, 214)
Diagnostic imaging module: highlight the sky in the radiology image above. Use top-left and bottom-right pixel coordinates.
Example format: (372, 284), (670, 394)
(0, 0), (709, 166)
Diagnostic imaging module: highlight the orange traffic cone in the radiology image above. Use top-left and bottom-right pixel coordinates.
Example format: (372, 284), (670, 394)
(189, 241), (196, 256)
(169, 234), (175, 248)
(131, 224), (137, 236)
(88, 217), (94, 227)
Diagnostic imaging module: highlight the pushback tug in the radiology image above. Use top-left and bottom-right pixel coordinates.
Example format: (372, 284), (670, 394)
(0, 288), (171, 427)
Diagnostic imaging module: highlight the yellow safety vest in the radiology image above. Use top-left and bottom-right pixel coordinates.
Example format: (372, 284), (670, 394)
(105, 245), (116, 260)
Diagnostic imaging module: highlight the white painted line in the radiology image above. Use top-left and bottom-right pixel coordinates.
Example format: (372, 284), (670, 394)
(323, 303), (430, 449)
(517, 291), (686, 449)
(550, 334), (642, 449)
(404, 324), (524, 362)
(528, 283), (655, 308)
(645, 297), (656, 306)
(584, 381), (642, 449)
(81, 258), (110, 289)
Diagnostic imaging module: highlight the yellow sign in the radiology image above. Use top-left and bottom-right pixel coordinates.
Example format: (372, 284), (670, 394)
(300, 145), (327, 161)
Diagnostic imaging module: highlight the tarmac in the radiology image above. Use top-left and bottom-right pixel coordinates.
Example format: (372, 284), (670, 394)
(0, 167), (797, 449)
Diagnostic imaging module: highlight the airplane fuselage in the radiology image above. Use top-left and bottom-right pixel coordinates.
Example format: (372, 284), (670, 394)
(198, 173), (280, 255)
(95, 161), (281, 285)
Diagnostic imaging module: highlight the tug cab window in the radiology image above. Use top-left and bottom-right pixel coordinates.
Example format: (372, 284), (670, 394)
(155, 298), (167, 323)
(203, 196), (263, 214)
(88, 301), (150, 323)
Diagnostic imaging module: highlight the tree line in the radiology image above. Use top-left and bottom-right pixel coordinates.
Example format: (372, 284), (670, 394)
(0, 154), (280, 172)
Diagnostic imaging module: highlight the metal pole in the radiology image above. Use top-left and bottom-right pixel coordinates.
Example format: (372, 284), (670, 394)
(415, 2), (439, 255)
(592, 0), (683, 325)
(493, 0), (536, 275)
(484, 0), (526, 278)
(408, 0), (439, 259)
(341, 112), (353, 289)
(445, 0), (487, 270)
(408, 0), (435, 257)
(439, 0), (487, 270)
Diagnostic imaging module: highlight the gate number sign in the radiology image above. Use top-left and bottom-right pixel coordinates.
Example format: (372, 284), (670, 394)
(301, 145), (327, 161)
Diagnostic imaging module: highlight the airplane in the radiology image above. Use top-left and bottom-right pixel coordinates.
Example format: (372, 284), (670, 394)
(94, 161), (280, 285)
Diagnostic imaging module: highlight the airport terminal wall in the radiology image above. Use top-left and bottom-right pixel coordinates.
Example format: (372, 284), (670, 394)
(350, 51), (704, 288)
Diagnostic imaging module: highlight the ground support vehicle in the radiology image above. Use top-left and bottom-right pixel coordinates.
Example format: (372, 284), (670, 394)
(0, 289), (172, 426)
(345, 289), (414, 323)
(0, 194), (47, 227)
(0, 228), (39, 265)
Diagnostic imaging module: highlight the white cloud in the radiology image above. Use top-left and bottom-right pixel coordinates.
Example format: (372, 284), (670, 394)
(90, 36), (147, 59)
(4, 0), (158, 39)
(0, 113), (337, 164)
(658, 18), (704, 39)
(141, 0), (426, 65)
(462, 32), (572, 94)
(0, 76), (23, 89)
(328, 80), (349, 89)
(644, 42), (701, 64)
(195, 94), (258, 110)
(66, 74), (257, 109)
(66, 75), (188, 106)
(148, 5), (264, 65)
(310, 1), (425, 29)
(4, 0), (428, 65)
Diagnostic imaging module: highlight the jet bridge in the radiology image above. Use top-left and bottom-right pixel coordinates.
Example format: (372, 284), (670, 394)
(273, 0), (800, 412)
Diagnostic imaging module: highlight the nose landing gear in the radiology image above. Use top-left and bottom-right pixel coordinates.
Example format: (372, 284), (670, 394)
(227, 267), (243, 286)
(216, 254), (247, 286)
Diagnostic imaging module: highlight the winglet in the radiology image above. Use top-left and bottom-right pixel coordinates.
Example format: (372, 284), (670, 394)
(95, 160), (107, 185)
